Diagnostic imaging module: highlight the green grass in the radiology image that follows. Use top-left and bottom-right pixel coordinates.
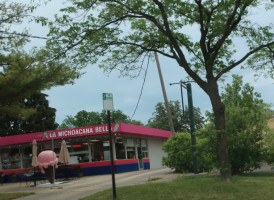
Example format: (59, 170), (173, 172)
(0, 192), (34, 200)
(80, 172), (274, 200)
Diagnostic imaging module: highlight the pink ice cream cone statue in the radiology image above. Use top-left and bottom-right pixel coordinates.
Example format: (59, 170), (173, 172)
(38, 150), (58, 184)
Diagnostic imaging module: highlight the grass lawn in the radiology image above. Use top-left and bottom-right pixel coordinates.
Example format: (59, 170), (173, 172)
(80, 172), (274, 200)
(0, 192), (34, 200)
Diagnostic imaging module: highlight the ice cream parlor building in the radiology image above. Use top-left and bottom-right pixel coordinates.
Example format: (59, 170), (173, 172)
(0, 123), (172, 179)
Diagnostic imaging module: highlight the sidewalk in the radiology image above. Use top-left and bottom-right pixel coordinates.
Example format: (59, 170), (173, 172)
(0, 168), (182, 200)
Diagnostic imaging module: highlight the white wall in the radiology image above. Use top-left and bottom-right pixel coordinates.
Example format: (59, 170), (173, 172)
(148, 137), (167, 169)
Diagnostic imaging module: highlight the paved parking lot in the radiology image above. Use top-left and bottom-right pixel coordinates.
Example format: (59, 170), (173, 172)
(0, 168), (181, 200)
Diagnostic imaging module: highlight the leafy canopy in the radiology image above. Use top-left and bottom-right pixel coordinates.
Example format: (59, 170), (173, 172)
(46, 0), (274, 80)
(0, 2), (82, 127)
(148, 100), (205, 132)
(58, 109), (143, 129)
(0, 92), (58, 137)
(203, 75), (273, 174)
(44, 0), (274, 181)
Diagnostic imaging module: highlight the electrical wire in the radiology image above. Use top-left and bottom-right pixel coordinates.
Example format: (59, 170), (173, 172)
(130, 53), (150, 121)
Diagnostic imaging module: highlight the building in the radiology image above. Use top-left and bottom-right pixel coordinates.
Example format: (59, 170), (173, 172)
(0, 123), (171, 180)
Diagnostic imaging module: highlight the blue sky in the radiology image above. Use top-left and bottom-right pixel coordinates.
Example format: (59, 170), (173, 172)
(18, 0), (274, 125)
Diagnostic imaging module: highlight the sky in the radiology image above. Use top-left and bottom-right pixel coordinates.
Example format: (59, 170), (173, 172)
(17, 0), (274, 125)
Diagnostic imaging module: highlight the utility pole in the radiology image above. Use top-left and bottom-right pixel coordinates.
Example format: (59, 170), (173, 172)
(154, 52), (175, 135)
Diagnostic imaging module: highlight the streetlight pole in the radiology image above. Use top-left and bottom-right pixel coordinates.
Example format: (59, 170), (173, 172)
(186, 83), (199, 174)
(170, 81), (199, 174)
(170, 81), (185, 114)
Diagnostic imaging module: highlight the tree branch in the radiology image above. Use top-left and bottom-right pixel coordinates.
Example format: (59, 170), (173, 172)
(216, 41), (274, 80)
(195, 0), (208, 62)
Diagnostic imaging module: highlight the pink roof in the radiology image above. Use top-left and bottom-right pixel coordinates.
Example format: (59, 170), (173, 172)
(0, 123), (172, 147)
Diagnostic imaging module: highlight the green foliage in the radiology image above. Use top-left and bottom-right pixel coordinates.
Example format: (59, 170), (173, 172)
(130, 120), (145, 126)
(204, 75), (272, 174)
(58, 110), (102, 129)
(0, 2), (82, 134)
(223, 75), (271, 174)
(162, 133), (214, 173)
(263, 123), (274, 164)
(148, 101), (205, 132)
(0, 51), (80, 130)
(100, 109), (131, 124)
(0, 92), (58, 136)
(58, 109), (142, 129)
(46, 0), (273, 79)
(0, 2), (36, 53)
(45, 0), (274, 180)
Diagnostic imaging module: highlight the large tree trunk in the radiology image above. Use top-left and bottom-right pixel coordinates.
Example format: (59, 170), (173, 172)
(208, 81), (232, 182)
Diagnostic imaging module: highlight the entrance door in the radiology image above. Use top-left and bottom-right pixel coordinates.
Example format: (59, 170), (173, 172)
(137, 139), (143, 169)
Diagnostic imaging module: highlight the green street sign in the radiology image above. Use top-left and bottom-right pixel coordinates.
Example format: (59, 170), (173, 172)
(103, 93), (114, 111)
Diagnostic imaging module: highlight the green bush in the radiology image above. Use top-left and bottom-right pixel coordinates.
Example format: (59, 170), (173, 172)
(263, 128), (274, 165)
(162, 133), (215, 173)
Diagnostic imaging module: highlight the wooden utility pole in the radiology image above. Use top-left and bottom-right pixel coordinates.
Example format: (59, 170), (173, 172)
(154, 52), (175, 135)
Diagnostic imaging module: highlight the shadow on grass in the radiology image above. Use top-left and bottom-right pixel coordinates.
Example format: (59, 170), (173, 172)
(239, 171), (274, 177)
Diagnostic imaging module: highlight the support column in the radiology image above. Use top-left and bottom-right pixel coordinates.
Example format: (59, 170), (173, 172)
(19, 148), (23, 169)
(0, 149), (2, 170)
(88, 140), (92, 162)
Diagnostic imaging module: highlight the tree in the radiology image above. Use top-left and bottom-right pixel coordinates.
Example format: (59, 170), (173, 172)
(0, 2), (81, 130)
(162, 132), (214, 173)
(0, 1), (35, 54)
(223, 75), (272, 174)
(0, 92), (58, 136)
(100, 109), (131, 124)
(58, 109), (141, 129)
(203, 75), (272, 174)
(46, 0), (274, 181)
(263, 124), (274, 165)
(148, 100), (205, 132)
(58, 110), (102, 129)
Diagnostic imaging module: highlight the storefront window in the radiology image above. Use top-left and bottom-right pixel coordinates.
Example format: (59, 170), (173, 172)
(69, 140), (89, 164)
(1, 148), (21, 170)
(126, 138), (136, 159)
(103, 142), (110, 161)
(92, 142), (104, 161)
(115, 138), (125, 159)
(22, 146), (32, 168)
(141, 139), (149, 158)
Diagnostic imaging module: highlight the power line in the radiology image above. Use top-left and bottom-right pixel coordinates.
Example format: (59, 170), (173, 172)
(0, 31), (48, 40)
(130, 53), (150, 121)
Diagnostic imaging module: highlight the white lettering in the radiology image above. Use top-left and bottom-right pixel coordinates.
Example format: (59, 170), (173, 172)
(58, 132), (63, 137)
(50, 132), (56, 138)
(68, 130), (72, 136)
